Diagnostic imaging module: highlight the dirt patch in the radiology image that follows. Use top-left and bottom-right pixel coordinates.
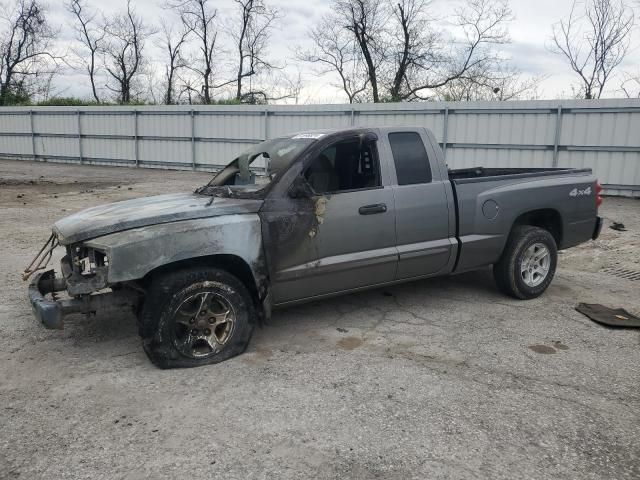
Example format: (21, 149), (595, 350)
(337, 336), (363, 350)
(528, 344), (557, 354)
(0, 178), (55, 185)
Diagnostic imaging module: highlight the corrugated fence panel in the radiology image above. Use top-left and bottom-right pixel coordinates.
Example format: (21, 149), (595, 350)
(139, 139), (192, 165)
(448, 111), (557, 146)
(81, 112), (136, 136)
(196, 141), (256, 169)
(0, 135), (31, 155)
(267, 112), (350, 138)
(196, 112), (264, 141)
(1, 112), (30, 132)
(0, 99), (638, 196)
(82, 137), (134, 162)
(446, 148), (552, 170)
(559, 151), (640, 188)
(139, 113), (191, 138)
(35, 135), (77, 158)
(33, 113), (77, 135)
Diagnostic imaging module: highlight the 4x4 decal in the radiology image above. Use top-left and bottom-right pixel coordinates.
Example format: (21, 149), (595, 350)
(569, 186), (592, 197)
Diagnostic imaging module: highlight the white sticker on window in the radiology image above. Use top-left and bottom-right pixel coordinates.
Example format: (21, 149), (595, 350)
(291, 133), (326, 139)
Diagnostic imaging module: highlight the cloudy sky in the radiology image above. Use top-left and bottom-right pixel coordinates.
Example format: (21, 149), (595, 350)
(44, 0), (640, 102)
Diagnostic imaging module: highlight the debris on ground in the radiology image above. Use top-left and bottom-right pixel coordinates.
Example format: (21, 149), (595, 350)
(576, 303), (640, 328)
(552, 341), (569, 350)
(610, 221), (627, 231)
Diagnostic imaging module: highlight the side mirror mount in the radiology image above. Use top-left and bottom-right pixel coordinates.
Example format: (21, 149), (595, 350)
(358, 131), (378, 148)
(262, 152), (271, 176)
(288, 175), (314, 199)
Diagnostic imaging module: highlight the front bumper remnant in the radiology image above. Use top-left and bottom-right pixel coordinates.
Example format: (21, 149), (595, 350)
(29, 270), (66, 329)
(28, 269), (139, 330)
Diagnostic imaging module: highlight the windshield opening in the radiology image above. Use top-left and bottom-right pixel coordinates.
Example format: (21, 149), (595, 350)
(196, 135), (322, 198)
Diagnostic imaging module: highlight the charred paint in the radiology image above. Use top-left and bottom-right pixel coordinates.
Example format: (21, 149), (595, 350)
(54, 193), (262, 245)
(28, 127), (371, 328)
(259, 193), (317, 276)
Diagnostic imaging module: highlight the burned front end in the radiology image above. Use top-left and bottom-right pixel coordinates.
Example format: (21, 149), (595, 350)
(24, 232), (139, 330)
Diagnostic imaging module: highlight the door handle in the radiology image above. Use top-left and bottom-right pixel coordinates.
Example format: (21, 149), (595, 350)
(359, 203), (387, 215)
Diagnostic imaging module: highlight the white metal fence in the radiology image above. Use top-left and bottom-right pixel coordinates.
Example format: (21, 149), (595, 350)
(0, 99), (639, 196)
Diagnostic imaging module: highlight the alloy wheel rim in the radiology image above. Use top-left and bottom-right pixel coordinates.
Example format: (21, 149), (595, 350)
(171, 291), (236, 359)
(520, 243), (551, 288)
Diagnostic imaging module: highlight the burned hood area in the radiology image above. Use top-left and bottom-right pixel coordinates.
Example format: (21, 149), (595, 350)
(54, 192), (263, 244)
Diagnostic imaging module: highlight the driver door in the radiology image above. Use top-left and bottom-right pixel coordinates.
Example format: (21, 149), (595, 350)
(263, 134), (397, 305)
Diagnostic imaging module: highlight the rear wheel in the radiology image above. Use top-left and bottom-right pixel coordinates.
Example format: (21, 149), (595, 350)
(493, 226), (557, 299)
(139, 267), (255, 369)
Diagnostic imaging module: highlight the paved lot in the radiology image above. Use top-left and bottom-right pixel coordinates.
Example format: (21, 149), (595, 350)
(1, 159), (639, 480)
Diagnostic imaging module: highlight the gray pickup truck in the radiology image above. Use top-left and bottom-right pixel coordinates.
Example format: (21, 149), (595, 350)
(25, 126), (603, 368)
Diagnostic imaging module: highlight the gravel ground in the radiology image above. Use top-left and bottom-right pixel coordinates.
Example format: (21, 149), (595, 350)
(1, 159), (639, 480)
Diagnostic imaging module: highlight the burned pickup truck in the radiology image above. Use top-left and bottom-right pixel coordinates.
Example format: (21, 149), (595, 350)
(25, 126), (603, 368)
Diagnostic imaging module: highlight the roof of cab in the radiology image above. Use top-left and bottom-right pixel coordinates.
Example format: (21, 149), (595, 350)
(286, 126), (427, 139)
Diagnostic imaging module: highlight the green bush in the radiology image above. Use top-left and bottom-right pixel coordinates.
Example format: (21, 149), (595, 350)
(36, 97), (100, 106)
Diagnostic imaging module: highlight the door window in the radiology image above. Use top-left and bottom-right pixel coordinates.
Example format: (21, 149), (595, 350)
(388, 132), (432, 185)
(304, 139), (381, 194)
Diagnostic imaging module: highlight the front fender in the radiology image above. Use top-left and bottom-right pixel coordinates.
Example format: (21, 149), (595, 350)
(84, 214), (264, 287)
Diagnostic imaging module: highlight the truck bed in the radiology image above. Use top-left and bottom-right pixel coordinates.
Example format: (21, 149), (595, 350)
(447, 165), (598, 273)
(449, 167), (592, 183)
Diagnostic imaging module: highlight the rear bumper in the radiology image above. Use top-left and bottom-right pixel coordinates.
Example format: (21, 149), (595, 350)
(28, 269), (139, 330)
(592, 216), (603, 240)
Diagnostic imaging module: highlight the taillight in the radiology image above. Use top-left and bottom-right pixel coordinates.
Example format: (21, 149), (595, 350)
(596, 181), (603, 208)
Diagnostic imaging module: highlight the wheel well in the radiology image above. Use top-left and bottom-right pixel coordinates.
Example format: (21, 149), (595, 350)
(512, 209), (563, 246)
(142, 254), (259, 299)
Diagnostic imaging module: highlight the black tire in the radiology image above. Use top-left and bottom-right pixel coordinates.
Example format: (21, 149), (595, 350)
(493, 225), (558, 300)
(139, 267), (255, 369)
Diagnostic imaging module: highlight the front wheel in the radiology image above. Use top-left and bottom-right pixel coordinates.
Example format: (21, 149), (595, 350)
(493, 226), (558, 299)
(139, 267), (256, 369)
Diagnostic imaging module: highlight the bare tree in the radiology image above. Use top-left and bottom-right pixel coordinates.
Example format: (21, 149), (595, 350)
(298, 16), (370, 103)
(238, 68), (304, 104)
(176, 71), (200, 104)
(620, 72), (640, 97)
(436, 65), (544, 101)
(102, 0), (153, 104)
(168, 0), (218, 104)
(0, 0), (57, 105)
(159, 20), (189, 104)
(229, 0), (279, 102)
(303, 0), (512, 103)
(387, 0), (512, 101)
(337, 0), (386, 102)
(67, 0), (104, 103)
(551, 0), (634, 99)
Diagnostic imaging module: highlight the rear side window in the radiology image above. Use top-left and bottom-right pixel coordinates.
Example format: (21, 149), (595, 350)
(388, 132), (432, 185)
